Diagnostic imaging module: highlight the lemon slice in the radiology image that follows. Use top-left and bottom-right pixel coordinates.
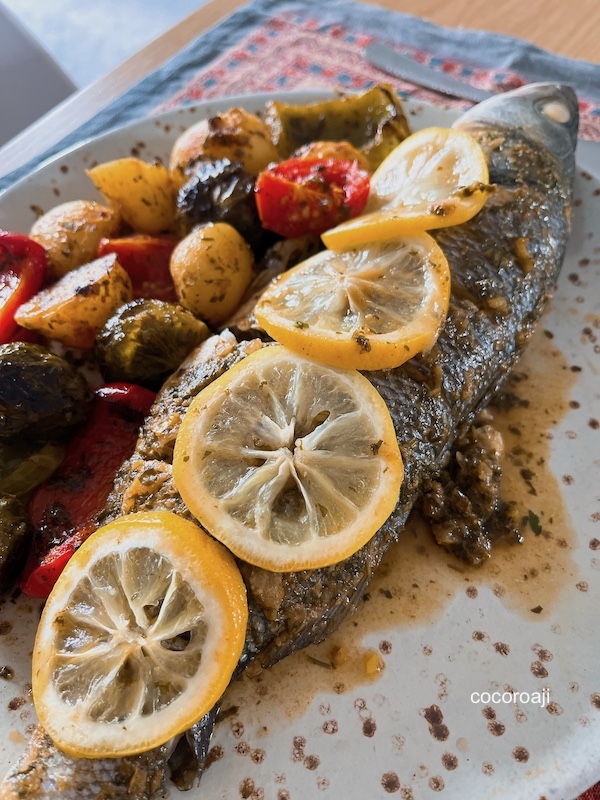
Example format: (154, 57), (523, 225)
(254, 233), (450, 371)
(173, 346), (403, 572)
(32, 511), (247, 758)
(322, 127), (490, 249)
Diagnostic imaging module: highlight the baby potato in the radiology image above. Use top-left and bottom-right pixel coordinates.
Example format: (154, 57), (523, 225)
(15, 254), (133, 349)
(87, 158), (176, 235)
(30, 200), (119, 278)
(170, 223), (254, 326)
(291, 140), (372, 172)
(169, 108), (279, 176)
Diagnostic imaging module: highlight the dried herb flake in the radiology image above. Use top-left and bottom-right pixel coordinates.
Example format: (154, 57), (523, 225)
(528, 510), (542, 535)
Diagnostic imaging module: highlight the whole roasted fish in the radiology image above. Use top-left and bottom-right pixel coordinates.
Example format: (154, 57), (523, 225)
(0, 82), (578, 799)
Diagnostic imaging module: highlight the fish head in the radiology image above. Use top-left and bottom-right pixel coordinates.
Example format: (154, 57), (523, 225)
(454, 83), (579, 179)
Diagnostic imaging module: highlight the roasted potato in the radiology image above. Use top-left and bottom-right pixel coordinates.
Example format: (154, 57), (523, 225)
(170, 223), (254, 326)
(169, 108), (279, 176)
(30, 200), (119, 278)
(15, 254), (133, 349)
(87, 158), (176, 235)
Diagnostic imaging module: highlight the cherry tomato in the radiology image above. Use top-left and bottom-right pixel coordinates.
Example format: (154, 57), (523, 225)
(255, 158), (370, 238)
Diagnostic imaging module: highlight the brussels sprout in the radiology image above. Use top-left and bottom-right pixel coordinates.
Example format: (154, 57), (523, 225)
(96, 299), (210, 386)
(0, 343), (90, 440)
(0, 440), (65, 496)
(0, 493), (32, 592)
(176, 158), (278, 256)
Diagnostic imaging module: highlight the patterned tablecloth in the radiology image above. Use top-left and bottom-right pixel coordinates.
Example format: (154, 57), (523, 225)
(0, 1), (598, 796)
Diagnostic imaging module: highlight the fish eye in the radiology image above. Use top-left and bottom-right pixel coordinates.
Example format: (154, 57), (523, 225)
(538, 100), (571, 124)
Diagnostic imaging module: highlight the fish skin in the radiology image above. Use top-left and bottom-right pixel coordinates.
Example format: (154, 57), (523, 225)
(0, 83), (578, 797)
(0, 729), (169, 800)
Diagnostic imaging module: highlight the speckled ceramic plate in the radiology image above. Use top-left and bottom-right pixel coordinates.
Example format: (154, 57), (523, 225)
(0, 93), (599, 800)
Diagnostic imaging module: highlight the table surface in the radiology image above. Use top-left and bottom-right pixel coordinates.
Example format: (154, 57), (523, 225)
(0, 0), (598, 180)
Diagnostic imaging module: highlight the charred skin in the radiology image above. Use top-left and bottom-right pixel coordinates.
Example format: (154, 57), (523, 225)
(0, 85), (577, 798)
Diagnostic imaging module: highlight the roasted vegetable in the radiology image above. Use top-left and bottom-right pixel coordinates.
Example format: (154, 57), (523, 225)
(96, 298), (210, 386)
(169, 108), (279, 176)
(223, 234), (323, 340)
(264, 85), (410, 170)
(418, 418), (521, 565)
(0, 493), (32, 592)
(255, 157), (370, 238)
(0, 343), (89, 439)
(0, 230), (47, 343)
(21, 383), (156, 599)
(97, 235), (179, 301)
(170, 222), (254, 326)
(177, 158), (276, 255)
(0, 440), (65, 496)
(15, 253), (133, 348)
(291, 140), (371, 171)
(29, 200), (119, 278)
(87, 158), (176, 235)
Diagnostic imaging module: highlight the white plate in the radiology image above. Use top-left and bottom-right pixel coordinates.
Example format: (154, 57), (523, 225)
(0, 92), (599, 800)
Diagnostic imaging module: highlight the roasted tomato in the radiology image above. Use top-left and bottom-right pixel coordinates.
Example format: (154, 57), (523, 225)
(97, 234), (179, 302)
(254, 158), (370, 238)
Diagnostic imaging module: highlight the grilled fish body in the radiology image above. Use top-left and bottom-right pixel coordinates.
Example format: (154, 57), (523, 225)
(0, 83), (578, 799)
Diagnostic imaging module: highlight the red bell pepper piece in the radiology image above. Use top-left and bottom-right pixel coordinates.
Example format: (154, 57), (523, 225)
(0, 231), (47, 344)
(20, 382), (156, 598)
(97, 235), (179, 302)
(96, 382), (157, 415)
(255, 157), (370, 238)
(9, 326), (45, 345)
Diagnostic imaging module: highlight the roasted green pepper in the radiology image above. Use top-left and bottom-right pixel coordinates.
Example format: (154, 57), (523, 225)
(264, 85), (410, 170)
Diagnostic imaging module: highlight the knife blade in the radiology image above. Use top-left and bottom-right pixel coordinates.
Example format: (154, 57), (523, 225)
(365, 43), (493, 104)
